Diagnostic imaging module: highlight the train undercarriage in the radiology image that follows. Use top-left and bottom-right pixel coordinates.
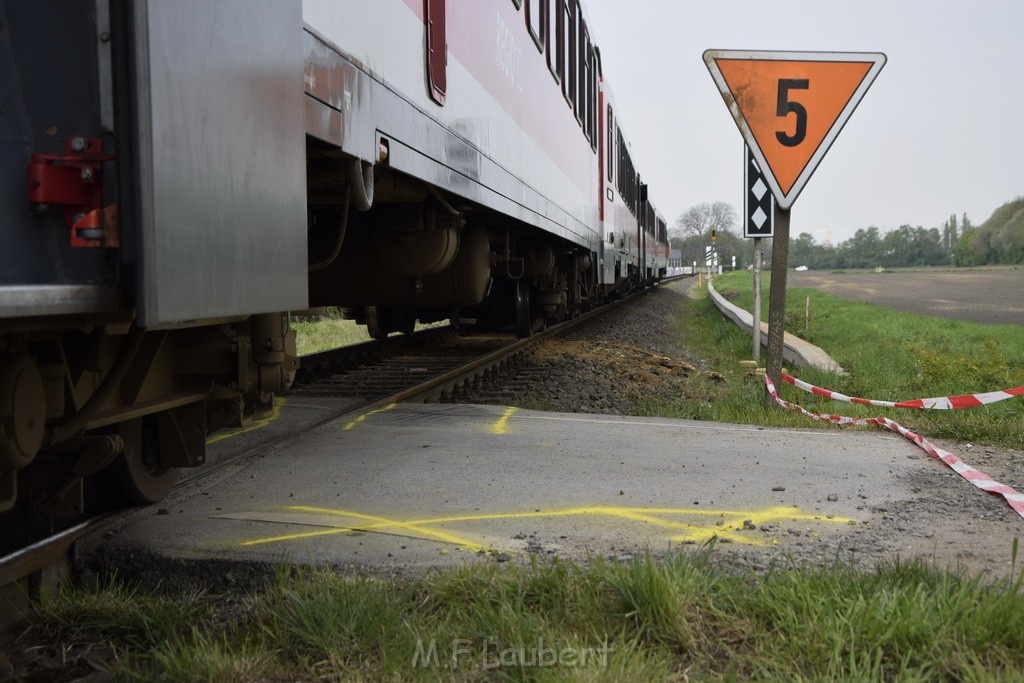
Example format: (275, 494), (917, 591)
(1, 152), (648, 527)
(307, 158), (634, 343)
(0, 314), (298, 524)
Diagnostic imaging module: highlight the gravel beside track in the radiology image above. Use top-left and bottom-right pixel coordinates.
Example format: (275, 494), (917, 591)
(441, 280), (723, 414)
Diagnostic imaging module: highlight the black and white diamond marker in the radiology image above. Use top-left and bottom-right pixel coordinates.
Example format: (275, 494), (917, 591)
(744, 145), (774, 238)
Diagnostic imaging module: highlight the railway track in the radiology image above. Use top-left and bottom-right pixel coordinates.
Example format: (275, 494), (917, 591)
(289, 280), (686, 408)
(0, 279), (683, 627)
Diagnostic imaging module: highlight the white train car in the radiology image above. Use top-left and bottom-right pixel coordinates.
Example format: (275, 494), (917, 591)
(303, 0), (669, 334)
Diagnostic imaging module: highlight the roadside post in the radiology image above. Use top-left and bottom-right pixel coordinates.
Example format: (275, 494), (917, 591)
(703, 50), (885, 407)
(743, 144), (773, 363)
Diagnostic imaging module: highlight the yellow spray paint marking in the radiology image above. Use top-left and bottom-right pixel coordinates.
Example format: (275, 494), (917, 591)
(206, 397), (286, 444)
(240, 506), (482, 550)
(490, 407), (518, 435)
(231, 504), (855, 550)
(341, 403), (397, 431)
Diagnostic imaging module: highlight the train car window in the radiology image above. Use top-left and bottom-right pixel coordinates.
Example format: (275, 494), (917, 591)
(578, 18), (589, 130)
(616, 127), (623, 199)
(526, 0), (544, 51)
(426, 0), (446, 105)
(587, 47), (598, 150)
(546, 0), (561, 83)
(561, 0), (575, 109)
(615, 128), (637, 217)
(607, 106), (614, 182)
(592, 49), (600, 150)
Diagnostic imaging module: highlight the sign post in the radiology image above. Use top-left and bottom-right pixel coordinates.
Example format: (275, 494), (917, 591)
(744, 144), (774, 362)
(703, 49), (885, 406)
(765, 205), (790, 393)
(752, 239), (762, 362)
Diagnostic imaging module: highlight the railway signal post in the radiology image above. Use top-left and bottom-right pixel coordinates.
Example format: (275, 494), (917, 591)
(703, 49), (885, 406)
(743, 145), (774, 363)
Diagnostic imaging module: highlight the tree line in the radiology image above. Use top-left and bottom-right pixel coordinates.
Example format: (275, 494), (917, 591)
(670, 197), (1024, 270)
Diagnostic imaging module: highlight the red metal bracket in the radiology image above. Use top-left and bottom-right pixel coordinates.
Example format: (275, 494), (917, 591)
(27, 137), (116, 248)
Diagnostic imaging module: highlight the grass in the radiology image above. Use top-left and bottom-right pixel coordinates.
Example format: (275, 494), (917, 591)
(634, 272), (1024, 449)
(19, 549), (1024, 681)
(291, 315), (449, 356)
(291, 317), (373, 355)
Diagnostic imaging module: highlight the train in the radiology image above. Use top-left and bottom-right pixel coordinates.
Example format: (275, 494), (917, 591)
(0, 0), (670, 521)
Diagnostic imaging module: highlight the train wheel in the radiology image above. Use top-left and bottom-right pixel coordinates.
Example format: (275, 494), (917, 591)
(515, 279), (532, 338)
(365, 305), (388, 341)
(94, 417), (179, 505)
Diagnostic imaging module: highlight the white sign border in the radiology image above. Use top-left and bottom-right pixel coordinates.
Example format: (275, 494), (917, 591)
(703, 49), (886, 210)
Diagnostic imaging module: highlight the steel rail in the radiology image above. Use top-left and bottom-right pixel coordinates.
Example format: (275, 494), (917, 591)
(0, 514), (114, 590)
(348, 277), (687, 412)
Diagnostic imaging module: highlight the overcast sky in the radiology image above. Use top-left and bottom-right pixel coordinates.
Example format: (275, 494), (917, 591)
(584, 0), (1023, 243)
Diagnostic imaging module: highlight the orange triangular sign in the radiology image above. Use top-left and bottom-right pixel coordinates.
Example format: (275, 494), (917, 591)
(703, 50), (885, 209)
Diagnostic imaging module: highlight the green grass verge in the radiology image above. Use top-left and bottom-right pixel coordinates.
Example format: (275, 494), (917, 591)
(291, 317), (450, 356)
(22, 549), (1024, 681)
(635, 273), (1024, 449)
(291, 318), (372, 355)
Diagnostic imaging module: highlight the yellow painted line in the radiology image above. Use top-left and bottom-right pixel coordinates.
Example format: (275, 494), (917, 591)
(241, 505), (481, 550)
(287, 506), (482, 549)
(206, 397), (286, 444)
(233, 504), (855, 550)
(389, 407), (844, 439)
(239, 526), (354, 547)
(341, 403), (397, 431)
(490, 406), (518, 435)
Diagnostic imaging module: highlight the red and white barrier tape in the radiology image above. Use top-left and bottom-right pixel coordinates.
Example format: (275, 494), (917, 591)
(765, 374), (1024, 519)
(782, 371), (1024, 410)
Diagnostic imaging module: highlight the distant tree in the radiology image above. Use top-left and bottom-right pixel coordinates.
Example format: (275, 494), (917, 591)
(989, 200), (1024, 263)
(712, 229), (750, 270)
(961, 213), (972, 233)
(673, 226), (752, 270)
(788, 232), (818, 267)
(810, 243), (839, 270)
(880, 225), (946, 266)
(672, 202), (737, 240)
(672, 234), (705, 268)
(952, 228), (986, 266)
(836, 227), (883, 269)
(949, 199), (1024, 265)
(942, 213), (959, 252)
(951, 214), (978, 266)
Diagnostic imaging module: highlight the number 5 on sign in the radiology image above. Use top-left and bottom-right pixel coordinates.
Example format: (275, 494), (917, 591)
(703, 50), (885, 209)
